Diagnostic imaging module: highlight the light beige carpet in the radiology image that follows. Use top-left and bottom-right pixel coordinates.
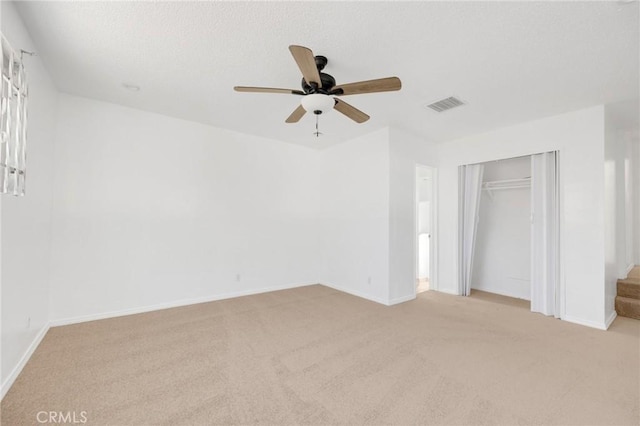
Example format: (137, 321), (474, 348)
(2, 285), (639, 425)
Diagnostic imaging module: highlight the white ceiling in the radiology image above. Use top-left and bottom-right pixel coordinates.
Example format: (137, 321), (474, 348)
(15, 1), (640, 149)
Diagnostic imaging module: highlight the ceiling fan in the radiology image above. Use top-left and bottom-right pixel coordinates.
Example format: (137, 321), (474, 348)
(234, 45), (401, 128)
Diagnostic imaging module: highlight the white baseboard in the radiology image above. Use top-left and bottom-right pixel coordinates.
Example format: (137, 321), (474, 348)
(434, 288), (460, 296)
(604, 310), (618, 330)
(563, 315), (608, 331)
(320, 282), (389, 305)
(319, 283), (417, 306)
(626, 263), (635, 276)
(388, 294), (416, 305)
(50, 282), (317, 327)
(1, 323), (50, 400)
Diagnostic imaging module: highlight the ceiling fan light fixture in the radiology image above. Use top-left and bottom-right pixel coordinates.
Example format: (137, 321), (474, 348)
(301, 94), (334, 115)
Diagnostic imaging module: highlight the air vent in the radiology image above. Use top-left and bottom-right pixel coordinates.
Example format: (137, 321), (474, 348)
(425, 96), (465, 113)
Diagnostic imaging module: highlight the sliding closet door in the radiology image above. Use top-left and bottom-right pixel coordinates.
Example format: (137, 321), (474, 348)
(530, 152), (560, 317)
(458, 164), (484, 296)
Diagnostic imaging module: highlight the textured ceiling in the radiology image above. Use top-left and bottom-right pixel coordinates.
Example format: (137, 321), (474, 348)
(15, 1), (640, 149)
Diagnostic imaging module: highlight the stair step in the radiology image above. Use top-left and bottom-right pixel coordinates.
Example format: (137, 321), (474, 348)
(617, 278), (640, 299)
(628, 266), (640, 279)
(615, 296), (640, 320)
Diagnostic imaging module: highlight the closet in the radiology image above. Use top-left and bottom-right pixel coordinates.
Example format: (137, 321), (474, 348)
(458, 152), (560, 317)
(472, 156), (532, 300)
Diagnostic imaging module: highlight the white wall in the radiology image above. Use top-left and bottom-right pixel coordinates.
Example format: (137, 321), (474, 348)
(604, 106), (621, 321)
(49, 94), (322, 323)
(472, 157), (531, 300)
(607, 99), (640, 269)
(1, 2), (58, 395)
(49, 114), (439, 318)
(624, 138), (633, 270)
(318, 128), (391, 304)
(436, 106), (608, 328)
(318, 127), (438, 305)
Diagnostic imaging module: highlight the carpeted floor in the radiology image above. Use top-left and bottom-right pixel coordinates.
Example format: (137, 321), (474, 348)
(2, 285), (639, 425)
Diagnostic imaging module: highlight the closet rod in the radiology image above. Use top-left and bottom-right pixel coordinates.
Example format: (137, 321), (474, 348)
(482, 185), (530, 191)
(482, 178), (530, 200)
(482, 177), (531, 187)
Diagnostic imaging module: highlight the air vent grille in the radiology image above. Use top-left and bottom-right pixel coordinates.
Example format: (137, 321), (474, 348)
(425, 97), (465, 113)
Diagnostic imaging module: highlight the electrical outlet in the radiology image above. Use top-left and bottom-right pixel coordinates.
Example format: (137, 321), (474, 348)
(367, 276), (372, 285)
(236, 274), (241, 282)
(27, 317), (31, 329)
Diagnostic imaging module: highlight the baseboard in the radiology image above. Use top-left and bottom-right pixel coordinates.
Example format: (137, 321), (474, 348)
(320, 282), (389, 305)
(388, 294), (416, 305)
(319, 283), (416, 306)
(1, 323), (50, 400)
(434, 288), (460, 296)
(563, 315), (608, 331)
(626, 263), (635, 276)
(604, 310), (618, 330)
(50, 282), (317, 327)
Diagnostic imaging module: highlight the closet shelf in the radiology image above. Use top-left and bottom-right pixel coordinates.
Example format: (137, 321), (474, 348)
(482, 178), (531, 199)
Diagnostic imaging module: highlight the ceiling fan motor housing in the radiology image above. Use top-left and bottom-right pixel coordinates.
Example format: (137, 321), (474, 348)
(301, 73), (336, 94)
(301, 55), (335, 94)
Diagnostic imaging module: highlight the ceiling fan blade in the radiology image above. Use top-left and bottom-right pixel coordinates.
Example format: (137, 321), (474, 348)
(285, 104), (307, 123)
(334, 99), (370, 123)
(331, 77), (401, 96)
(289, 45), (322, 87)
(234, 86), (305, 95)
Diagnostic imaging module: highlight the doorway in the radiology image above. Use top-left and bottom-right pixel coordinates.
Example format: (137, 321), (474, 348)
(416, 165), (436, 294)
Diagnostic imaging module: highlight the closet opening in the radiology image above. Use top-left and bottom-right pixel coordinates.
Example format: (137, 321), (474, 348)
(458, 152), (561, 318)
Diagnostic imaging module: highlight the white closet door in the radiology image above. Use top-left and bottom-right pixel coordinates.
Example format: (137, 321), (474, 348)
(458, 164), (484, 296)
(530, 152), (560, 317)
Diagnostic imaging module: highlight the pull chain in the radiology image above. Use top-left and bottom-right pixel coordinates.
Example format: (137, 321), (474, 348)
(314, 114), (322, 137)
